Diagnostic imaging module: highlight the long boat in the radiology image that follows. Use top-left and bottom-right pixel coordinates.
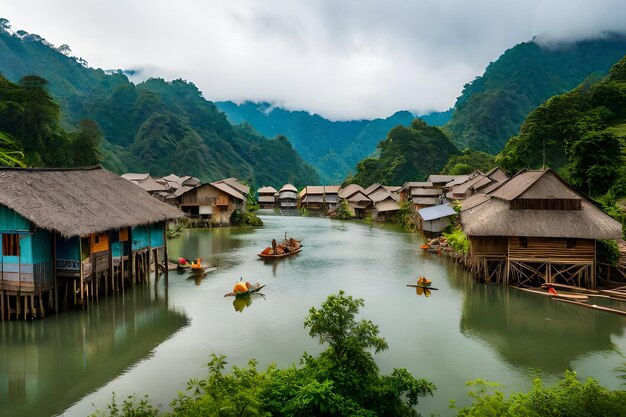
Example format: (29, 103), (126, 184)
(514, 286), (590, 301)
(258, 247), (302, 259)
(224, 283), (266, 298)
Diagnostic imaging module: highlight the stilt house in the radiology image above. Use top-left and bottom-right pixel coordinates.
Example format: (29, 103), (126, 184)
(0, 166), (184, 320)
(257, 186), (278, 209)
(277, 184), (298, 211)
(460, 169), (622, 288)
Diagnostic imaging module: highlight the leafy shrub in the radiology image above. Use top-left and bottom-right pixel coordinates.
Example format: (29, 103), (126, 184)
(443, 227), (470, 254)
(230, 209), (263, 227)
(597, 239), (621, 266)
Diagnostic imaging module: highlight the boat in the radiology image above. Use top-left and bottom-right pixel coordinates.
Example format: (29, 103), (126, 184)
(258, 246), (302, 259)
(515, 286), (589, 301)
(224, 280), (266, 298)
(406, 284), (439, 290)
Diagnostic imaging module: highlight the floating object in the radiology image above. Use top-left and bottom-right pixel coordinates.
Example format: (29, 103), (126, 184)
(553, 298), (626, 317)
(514, 286), (589, 301)
(258, 247), (302, 259)
(406, 284), (439, 290)
(420, 244), (429, 250)
(224, 282), (266, 298)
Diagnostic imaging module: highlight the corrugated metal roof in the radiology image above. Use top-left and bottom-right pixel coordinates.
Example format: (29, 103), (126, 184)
(418, 204), (457, 221)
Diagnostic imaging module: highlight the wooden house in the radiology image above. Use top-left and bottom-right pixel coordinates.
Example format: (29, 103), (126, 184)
(427, 174), (469, 189)
(418, 204), (457, 234)
(0, 166), (184, 320)
(277, 183), (298, 211)
(460, 169), (622, 289)
(179, 181), (246, 224)
(299, 186), (342, 212)
(338, 184), (372, 219)
(447, 168), (508, 201)
(365, 184), (401, 222)
(401, 181), (443, 209)
(257, 186), (278, 209)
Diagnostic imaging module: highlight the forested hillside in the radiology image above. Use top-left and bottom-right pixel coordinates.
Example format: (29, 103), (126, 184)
(346, 119), (460, 186)
(497, 55), (626, 198)
(0, 23), (319, 187)
(447, 35), (626, 153)
(216, 101), (419, 183)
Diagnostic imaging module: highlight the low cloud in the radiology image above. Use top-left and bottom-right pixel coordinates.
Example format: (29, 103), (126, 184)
(2, 0), (625, 120)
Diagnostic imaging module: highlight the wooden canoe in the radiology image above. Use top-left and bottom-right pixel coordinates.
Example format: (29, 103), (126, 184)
(224, 284), (266, 298)
(515, 286), (589, 301)
(258, 247), (302, 259)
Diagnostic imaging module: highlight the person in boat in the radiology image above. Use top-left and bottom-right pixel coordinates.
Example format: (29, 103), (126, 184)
(271, 239), (277, 254)
(190, 258), (203, 270)
(233, 280), (250, 294)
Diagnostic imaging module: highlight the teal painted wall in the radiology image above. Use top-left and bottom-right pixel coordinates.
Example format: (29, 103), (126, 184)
(150, 223), (164, 248)
(0, 205), (30, 232)
(131, 226), (149, 251)
(30, 229), (52, 263)
(56, 236), (80, 261)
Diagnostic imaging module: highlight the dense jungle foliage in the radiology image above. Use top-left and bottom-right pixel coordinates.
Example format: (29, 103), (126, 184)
(346, 119), (460, 187)
(0, 23), (318, 187)
(446, 35), (626, 153)
(497, 55), (626, 199)
(0, 73), (100, 167)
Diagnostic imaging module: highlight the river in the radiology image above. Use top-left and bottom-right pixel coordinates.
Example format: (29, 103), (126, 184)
(1, 215), (625, 417)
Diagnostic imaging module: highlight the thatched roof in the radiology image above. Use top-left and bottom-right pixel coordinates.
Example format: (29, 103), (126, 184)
(339, 184), (365, 199)
(427, 174), (468, 185)
(461, 170), (622, 239)
(375, 199), (400, 212)
(258, 186), (278, 194)
(0, 166), (184, 238)
(279, 183), (297, 192)
(210, 182), (245, 201)
(213, 177), (250, 196)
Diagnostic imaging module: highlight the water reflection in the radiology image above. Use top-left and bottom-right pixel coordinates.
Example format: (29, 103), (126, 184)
(459, 283), (625, 373)
(0, 283), (188, 417)
(231, 294), (266, 313)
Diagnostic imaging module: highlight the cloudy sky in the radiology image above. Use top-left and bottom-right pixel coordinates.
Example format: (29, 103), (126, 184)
(2, 0), (626, 120)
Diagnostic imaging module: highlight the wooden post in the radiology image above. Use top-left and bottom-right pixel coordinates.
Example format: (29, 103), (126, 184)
(128, 227), (135, 286)
(592, 240), (597, 290)
(163, 223), (169, 294)
(107, 231), (113, 296)
(154, 248), (159, 280)
(79, 237), (84, 306)
(53, 232), (58, 313)
(147, 226), (152, 284)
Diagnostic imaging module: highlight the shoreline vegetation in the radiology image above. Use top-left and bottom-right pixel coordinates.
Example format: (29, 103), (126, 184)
(89, 292), (626, 417)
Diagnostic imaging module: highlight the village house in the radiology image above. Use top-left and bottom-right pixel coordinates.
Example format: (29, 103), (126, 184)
(338, 184), (372, 219)
(299, 185), (341, 212)
(364, 183), (402, 222)
(460, 169), (622, 289)
(0, 166), (184, 320)
(122, 173), (201, 205)
(257, 186), (278, 209)
(418, 204), (458, 234)
(178, 180), (247, 225)
(446, 168), (508, 201)
(401, 181), (444, 209)
(277, 183), (298, 212)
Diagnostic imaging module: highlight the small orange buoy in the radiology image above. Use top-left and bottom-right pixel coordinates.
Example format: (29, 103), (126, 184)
(420, 244), (429, 250)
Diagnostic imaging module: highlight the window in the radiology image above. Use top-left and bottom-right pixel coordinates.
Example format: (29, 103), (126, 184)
(2, 233), (20, 256)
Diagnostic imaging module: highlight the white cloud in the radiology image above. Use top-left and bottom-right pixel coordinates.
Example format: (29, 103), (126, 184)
(1, 0), (625, 120)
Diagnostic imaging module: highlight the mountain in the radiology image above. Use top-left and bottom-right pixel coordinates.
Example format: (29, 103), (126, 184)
(216, 101), (422, 183)
(0, 24), (319, 188)
(347, 119), (460, 187)
(447, 35), (626, 153)
(496, 55), (626, 197)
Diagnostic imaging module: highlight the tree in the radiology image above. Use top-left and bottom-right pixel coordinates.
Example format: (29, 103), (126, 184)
(0, 18), (10, 32)
(0, 132), (25, 167)
(71, 119), (102, 166)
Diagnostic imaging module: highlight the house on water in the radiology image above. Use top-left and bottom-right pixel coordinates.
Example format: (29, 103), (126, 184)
(0, 166), (184, 320)
(460, 169), (622, 289)
(277, 184), (298, 212)
(257, 186), (278, 209)
(338, 184), (372, 219)
(179, 181), (246, 225)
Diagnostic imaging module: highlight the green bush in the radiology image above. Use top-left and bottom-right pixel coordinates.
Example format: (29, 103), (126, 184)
(332, 199), (354, 220)
(597, 239), (621, 266)
(443, 227), (470, 254)
(230, 209), (263, 227)
(454, 370), (626, 417)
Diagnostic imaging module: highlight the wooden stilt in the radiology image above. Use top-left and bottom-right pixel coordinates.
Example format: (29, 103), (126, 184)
(53, 233), (58, 313)
(1, 291), (4, 321)
(39, 291), (45, 318)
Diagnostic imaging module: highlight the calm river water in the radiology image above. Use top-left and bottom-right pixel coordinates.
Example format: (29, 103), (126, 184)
(1, 215), (625, 417)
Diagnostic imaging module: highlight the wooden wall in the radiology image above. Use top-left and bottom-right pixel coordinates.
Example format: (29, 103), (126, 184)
(508, 237), (594, 261)
(470, 236), (507, 258)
